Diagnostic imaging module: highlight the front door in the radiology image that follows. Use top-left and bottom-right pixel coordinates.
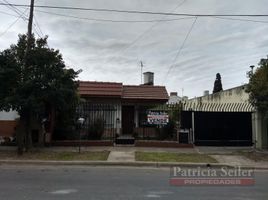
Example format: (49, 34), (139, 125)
(122, 106), (135, 135)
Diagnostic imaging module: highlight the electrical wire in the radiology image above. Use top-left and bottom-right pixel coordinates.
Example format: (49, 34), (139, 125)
(83, 0), (189, 76)
(211, 16), (268, 24)
(134, 0), (188, 60)
(0, 10), (18, 17)
(1, 3), (268, 17)
(33, 15), (44, 36)
(1, 0), (28, 20)
(1, 0), (44, 37)
(163, 17), (198, 83)
(3, 8), (268, 25)
(35, 9), (192, 23)
(115, 0), (189, 57)
(0, 7), (28, 37)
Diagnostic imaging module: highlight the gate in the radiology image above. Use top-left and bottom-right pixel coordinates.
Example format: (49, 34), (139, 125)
(134, 104), (181, 141)
(76, 103), (120, 140)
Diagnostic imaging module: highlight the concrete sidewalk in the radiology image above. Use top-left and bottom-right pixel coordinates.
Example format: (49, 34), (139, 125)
(1, 146), (268, 169)
(195, 146), (254, 154)
(0, 145), (255, 154)
(108, 150), (135, 162)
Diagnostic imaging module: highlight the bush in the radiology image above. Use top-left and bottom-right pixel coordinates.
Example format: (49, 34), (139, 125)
(87, 118), (105, 140)
(53, 126), (78, 140)
(157, 121), (175, 140)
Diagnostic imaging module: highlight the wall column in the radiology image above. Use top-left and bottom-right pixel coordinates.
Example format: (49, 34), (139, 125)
(134, 105), (139, 128)
(192, 111), (195, 144)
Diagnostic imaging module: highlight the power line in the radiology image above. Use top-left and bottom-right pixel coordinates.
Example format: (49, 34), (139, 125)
(163, 17), (198, 83)
(135, 0), (188, 60)
(0, 0), (43, 37)
(0, 7), (28, 37)
(114, 0), (189, 57)
(1, 0), (28, 20)
(0, 10), (19, 17)
(0, 11), (43, 38)
(1, 3), (268, 17)
(88, 0), (191, 67)
(211, 16), (268, 24)
(33, 15), (44, 36)
(84, 0), (190, 76)
(35, 9), (192, 23)
(3, 8), (268, 24)
(117, 17), (195, 56)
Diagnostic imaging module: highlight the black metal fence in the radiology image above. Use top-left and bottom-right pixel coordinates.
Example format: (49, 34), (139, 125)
(75, 102), (182, 141)
(76, 102), (120, 140)
(134, 104), (181, 141)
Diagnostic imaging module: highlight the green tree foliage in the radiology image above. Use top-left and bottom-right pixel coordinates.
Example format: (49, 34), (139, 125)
(0, 34), (80, 153)
(247, 57), (268, 115)
(213, 73), (223, 93)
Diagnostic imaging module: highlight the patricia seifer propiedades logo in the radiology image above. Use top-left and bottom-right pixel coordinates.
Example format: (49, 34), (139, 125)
(170, 166), (255, 186)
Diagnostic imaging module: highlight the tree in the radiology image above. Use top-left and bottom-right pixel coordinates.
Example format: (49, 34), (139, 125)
(213, 73), (223, 93)
(247, 57), (268, 115)
(0, 34), (80, 154)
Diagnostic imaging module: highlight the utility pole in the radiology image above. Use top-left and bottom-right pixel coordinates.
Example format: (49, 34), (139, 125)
(140, 61), (143, 84)
(18, 0), (35, 155)
(25, 0), (35, 63)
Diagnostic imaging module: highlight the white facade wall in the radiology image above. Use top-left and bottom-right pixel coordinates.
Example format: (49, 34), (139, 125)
(187, 85), (267, 149)
(0, 111), (19, 121)
(188, 85), (249, 104)
(168, 95), (182, 104)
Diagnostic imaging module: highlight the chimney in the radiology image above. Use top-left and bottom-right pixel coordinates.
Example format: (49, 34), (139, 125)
(203, 90), (209, 96)
(170, 92), (178, 96)
(182, 96), (188, 101)
(143, 72), (154, 85)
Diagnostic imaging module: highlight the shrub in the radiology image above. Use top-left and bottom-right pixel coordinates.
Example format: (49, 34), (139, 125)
(87, 118), (105, 140)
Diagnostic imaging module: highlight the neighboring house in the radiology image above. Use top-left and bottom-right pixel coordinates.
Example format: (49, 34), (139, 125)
(168, 92), (188, 104)
(0, 111), (18, 139)
(77, 80), (169, 140)
(168, 92), (181, 104)
(181, 85), (267, 149)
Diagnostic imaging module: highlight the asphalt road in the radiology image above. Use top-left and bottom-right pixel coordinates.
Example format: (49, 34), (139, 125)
(0, 165), (267, 200)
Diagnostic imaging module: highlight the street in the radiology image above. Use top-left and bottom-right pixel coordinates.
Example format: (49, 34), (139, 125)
(0, 165), (267, 200)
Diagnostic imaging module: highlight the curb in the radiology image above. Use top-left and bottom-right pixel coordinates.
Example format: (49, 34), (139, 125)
(1, 160), (267, 170)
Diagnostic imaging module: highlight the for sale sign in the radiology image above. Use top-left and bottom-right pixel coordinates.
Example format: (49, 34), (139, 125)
(147, 111), (169, 125)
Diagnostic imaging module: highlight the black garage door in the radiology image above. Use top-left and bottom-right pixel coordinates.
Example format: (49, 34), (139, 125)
(194, 112), (252, 146)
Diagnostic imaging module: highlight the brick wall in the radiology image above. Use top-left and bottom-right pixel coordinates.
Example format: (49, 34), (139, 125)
(0, 121), (17, 137)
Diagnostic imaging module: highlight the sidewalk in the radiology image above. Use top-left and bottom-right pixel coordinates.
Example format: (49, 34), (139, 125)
(0, 146), (197, 153)
(1, 146), (268, 169)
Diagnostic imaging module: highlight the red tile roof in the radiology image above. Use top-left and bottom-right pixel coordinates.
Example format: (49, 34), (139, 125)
(122, 85), (169, 100)
(78, 81), (123, 97)
(78, 81), (169, 101)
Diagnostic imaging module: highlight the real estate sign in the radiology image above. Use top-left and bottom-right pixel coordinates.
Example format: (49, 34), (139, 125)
(147, 111), (169, 125)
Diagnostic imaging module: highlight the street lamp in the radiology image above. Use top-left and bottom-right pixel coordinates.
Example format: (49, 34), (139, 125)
(77, 117), (85, 153)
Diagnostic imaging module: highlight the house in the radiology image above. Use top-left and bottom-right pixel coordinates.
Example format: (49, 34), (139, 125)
(181, 85), (267, 148)
(76, 73), (169, 142)
(0, 111), (18, 142)
(168, 92), (188, 104)
(0, 72), (170, 145)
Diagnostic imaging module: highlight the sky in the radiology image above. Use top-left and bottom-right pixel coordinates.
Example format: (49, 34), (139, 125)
(0, 0), (268, 98)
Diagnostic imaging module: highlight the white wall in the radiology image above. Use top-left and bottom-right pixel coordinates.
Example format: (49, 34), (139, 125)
(0, 111), (19, 121)
(253, 112), (268, 149)
(168, 95), (182, 104)
(187, 85), (268, 149)
(188, 85), (249, 104)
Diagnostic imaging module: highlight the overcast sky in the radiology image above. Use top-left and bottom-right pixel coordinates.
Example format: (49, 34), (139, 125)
(0, 0), (268, 97)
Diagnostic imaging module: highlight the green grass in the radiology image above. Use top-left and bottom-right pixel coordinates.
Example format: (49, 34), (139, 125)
(0, 151), (110, 161)
(135, 152), (217, 163)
